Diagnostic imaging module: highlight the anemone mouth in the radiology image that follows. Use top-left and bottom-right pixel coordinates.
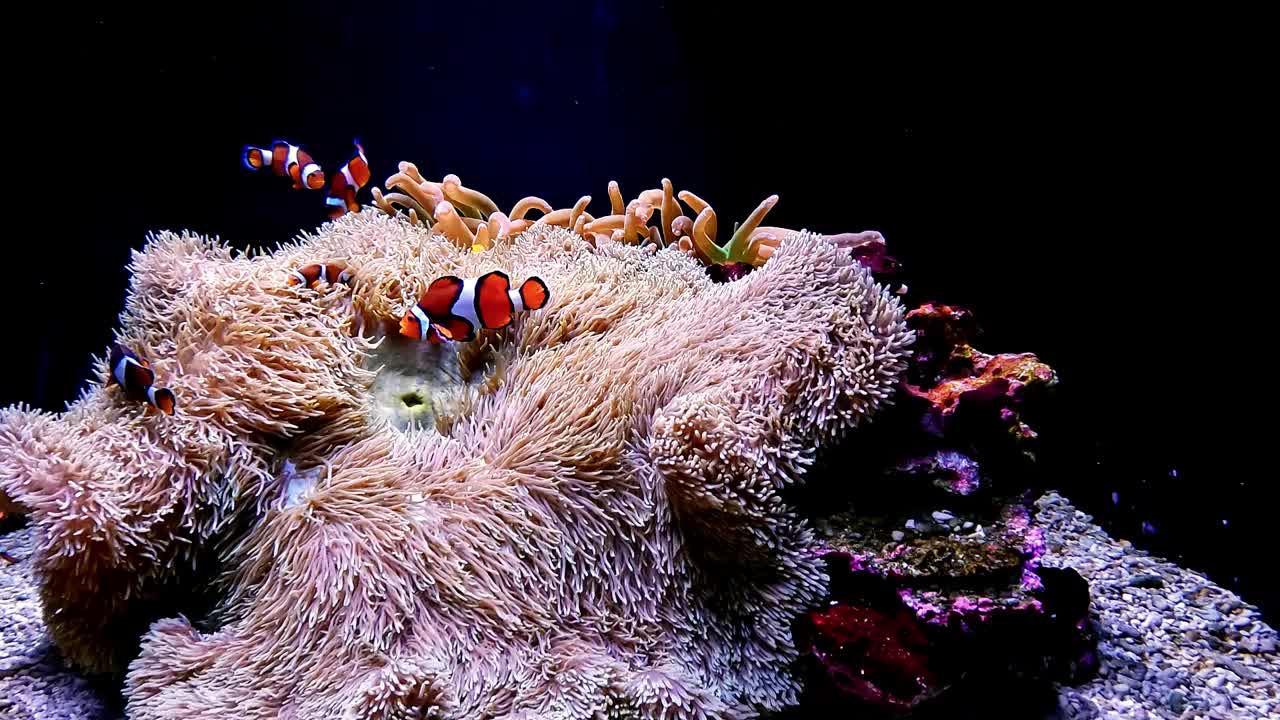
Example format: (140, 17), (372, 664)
(364, 325), (507, 433)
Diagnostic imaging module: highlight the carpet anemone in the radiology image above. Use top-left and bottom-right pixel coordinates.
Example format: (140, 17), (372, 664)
(0, 173), (913, 719)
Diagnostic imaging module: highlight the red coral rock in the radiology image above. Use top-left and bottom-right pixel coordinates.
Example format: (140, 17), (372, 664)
(798, 603), (939, 710)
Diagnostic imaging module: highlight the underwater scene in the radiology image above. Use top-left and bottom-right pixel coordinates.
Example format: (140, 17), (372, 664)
(2, 4), (1272, 720)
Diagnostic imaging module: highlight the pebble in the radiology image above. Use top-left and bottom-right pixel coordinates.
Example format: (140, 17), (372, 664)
(1115, 623), (1142, 639)
(1127, 573), (1165, 589)
(931, 510), (954, 522)
(1241, 634), (1276, 654)
(1035, 493), (1280, 720)
(891, 530), (905, 542)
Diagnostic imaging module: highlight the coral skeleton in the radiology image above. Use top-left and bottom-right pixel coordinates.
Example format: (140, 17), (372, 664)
(0, 170), (912, 719)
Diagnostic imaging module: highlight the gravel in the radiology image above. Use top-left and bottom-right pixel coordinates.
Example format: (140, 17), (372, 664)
(0, 527), (116, 720)
(1038, 492), (1279, 720)
(2, 495), (1277, 719)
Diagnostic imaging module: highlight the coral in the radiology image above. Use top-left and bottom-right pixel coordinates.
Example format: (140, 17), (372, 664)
(797, 501), (1095, 713)
(0, 206), (912, 719)
(788, 303), (1090, 714)
(903, 303), (1058, 459)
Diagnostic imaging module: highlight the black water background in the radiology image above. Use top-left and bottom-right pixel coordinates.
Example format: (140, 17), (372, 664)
(5, 4), (1268, 618)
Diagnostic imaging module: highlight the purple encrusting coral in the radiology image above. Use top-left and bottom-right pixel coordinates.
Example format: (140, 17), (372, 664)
(893, 450), (982, 496)
(705, 261), (754, 283)
(799, 500), (1094, 712)
(794, 285), (1093, 714)
(902, 303), (1058, 456)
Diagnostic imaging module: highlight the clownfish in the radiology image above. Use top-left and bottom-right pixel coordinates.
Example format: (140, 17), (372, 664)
(398, 313), (456, 345)
(108, 344), (176, 415)
(399, 270), (549, 343)
(325, 141), (372, 219)
(243, 140), (326, 191)
(287, 262), (353, 289)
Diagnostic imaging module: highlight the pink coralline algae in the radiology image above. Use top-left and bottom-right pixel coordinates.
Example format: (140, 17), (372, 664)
(892, 450), (982, 496)
(800, 604), (938, 710)
(798, 501), (1095, 713)
(794, 302), (1093, 714)
(903, 303), (1058, 454)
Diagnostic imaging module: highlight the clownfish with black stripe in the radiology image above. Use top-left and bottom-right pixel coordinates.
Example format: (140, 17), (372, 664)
(243, 139), (326, 191)
(108, 344), (176, 415)
(400, 270), (550, 344)
(287, 261), (354, 289)
(325, 141), (372, 219)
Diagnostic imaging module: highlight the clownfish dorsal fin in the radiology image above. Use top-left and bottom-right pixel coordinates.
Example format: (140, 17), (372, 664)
(419, 276), (465, 317)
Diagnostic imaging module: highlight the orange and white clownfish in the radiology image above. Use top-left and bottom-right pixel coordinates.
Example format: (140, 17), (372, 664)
(287, 262), (354, 289)
(325, 141), (372, 219)
(243, 140), (326, 191)
(398, 310), (456, 345)
(108, 344), (176, 415)
(399, 270), (550, 343)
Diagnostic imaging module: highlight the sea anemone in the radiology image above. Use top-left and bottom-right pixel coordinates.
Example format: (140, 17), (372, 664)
(1, 180), (912, 718)
(371, 168), (880, 280)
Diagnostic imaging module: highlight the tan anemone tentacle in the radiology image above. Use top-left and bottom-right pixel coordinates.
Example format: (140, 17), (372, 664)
(585, 215), (625, 235)
(472, 224), (492, 252)
(691, 207), (724, 264)
(726, 195), (779, 263)
(487, 212), (512, 241)
(636, 188), (663, 207)
(433, 200), (476, 249)
(442, 179), (500, 219)
(671, 215), (693, 239)
(373, 188), (433, 228)
(538, 208), (573, 227)
(398, 161), (426, 185)
(567, 196), (591, 231)
(608, 181), (624, 215)
(386, 172), (443, 218)
(659, 179), (682, 247)
(509, 197), (553, 221)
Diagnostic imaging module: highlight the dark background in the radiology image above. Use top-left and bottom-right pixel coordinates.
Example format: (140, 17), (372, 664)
(5, 4), (1269, 616)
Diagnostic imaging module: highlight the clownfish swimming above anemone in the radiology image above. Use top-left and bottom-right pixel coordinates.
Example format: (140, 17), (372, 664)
(325, 142), (371, 219)
(243, 139), (326, 191)
(400, 270), (549, 344)
(243, 139), (371, 219)
(107, 344), (176, 415)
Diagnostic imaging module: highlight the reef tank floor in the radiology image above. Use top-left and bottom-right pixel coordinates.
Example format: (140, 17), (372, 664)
(5, 493), (1277, 719)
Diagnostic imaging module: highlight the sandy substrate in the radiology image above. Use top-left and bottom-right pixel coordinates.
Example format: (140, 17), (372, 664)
(1039, 492), (1279, 720)
(2, 494), (1277, 719)
(0, 527), (114, 720)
